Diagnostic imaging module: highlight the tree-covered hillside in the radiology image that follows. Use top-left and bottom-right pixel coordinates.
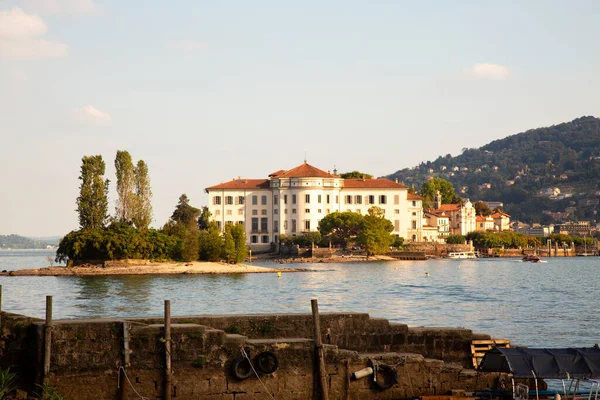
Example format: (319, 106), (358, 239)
(387, 116), (600, 224)
(0, 234), (57, 249)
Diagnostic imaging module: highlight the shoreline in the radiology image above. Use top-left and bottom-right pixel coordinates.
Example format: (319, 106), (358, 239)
(1, 261), (310, 277)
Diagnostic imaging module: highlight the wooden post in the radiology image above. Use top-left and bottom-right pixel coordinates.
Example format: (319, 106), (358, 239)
(164, 300), (172, 400)
(0, 284), (3, 333)
(43, 295), (53, 382)
(311, 299), (329, 400)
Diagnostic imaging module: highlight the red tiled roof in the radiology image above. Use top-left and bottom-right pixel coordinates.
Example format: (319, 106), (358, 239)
(407, 193), (423, 200)
(425, 209), (448, 217)
(491, 211), (511, 218)
(206, 179), (270, 190)
(268, 169), (285, 177)
(276, 163), (336, 178)
(437, 204), (461, 212)
(343, 178), (407, 189)
(476, 216), (489, 222)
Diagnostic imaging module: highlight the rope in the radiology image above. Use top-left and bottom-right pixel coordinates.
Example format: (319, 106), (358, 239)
(241, 347), (276, 400)
(118, 366), (150, 400)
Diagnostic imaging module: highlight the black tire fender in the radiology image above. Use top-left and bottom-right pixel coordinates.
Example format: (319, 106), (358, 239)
(370, 363), (398, 390)
(254, 351), (279, 374)
(231, 355), (253, 380)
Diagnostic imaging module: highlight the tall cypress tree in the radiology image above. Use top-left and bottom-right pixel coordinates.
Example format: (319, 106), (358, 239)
(132, 160), (153, 230)
(77, 155), (109, 229)
(114, 150), (135, 223)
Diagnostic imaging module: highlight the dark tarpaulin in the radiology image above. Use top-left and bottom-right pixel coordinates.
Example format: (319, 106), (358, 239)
(478, 347), (600, 379)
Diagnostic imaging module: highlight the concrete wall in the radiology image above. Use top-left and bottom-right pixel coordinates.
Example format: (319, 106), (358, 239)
(0, 311), (506, 400)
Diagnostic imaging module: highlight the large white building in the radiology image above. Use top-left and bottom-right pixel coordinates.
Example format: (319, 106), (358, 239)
(205, 162), (424, 250)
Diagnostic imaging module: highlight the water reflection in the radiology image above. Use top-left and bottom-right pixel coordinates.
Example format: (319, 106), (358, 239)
(0, 258), (599, 348)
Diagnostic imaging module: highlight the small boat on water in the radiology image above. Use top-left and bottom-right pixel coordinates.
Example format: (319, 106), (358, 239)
(447, 251), (477, 259)
(522, 254), (542, 263)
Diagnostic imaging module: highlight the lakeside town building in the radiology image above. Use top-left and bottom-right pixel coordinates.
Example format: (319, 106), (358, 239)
(205, 162), (425, 250)
(425, 190), (477, 236)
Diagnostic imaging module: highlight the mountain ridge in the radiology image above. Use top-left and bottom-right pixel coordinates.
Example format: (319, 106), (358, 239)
(386, 116), (600, 224)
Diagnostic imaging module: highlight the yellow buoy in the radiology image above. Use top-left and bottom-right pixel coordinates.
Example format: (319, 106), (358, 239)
(277, 272), (282, 278)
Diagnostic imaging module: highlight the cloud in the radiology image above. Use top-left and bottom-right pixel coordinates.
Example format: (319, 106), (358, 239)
(0, 7), (47, 38)
(465, 63), (510, 80)
(0, 7), (69, 59)
(73, 105), (112, 126)
(21, 0), (103, 16)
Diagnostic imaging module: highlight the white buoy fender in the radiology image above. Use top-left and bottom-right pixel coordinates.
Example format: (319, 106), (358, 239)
(351, 366), (374, 380)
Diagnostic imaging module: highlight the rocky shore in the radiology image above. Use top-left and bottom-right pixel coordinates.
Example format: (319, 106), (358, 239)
(1, 261), (310, 277)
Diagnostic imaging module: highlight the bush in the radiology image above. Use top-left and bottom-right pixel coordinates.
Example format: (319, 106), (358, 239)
(445, 234), (466, 244)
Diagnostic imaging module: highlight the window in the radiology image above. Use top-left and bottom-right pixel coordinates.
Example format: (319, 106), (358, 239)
(274, 195), (278, 203)
(261, 235), (269, 243)
(225, 196), (233, 205)
(215, 210), (221, 215)
(292, 209), (297, 214)
(284, 209), (288, 214)
(292, 219), (297, 233)
(318, 209), (322, 213)
(261, 209), (267, 215)
(226, 221), (233, 225)
(326, 194), (330, 204)
(261, 217), (268, 232)
(284, 195), (288, 204)
(335, 196), (338, 203)
(305, 209), (310, 213)
(252, 210), (258, 215)
(394, 220), (400, 231)
(394, 195), (399, 205)
(326, 209), (330, 214)
(274, 209), (279, 215)
(394, 209), (400, 214)
(226, 210), (232, 215)
(345, 195), (352, 204)
(284, 220), (288, 230)
(261, 195), (267, 205)
(292, 195), (297, 204)
(238, 209), (244, 215)
(379, 195), (387, 204)
(412, 201), (416, 207)
(412, 235), (417, 242)
(305, 194), (310, 203)
(318, 195), (322, 203)
(214, 196), (221, 205)
(251, 235), (258, 243)
(305, 220), (311, 231)
(412, 220), (417, 229)
(251, 218), (258, 231)
(412, 212), (416, 216)
(355, 195), (362, 204)
(274, 221), (278, 233)
(238, 196), (245, 205)
(368, 195), (375, 204)
(237, 221), (244, 226)
(216, 221), (222, 229)
(252, 196), (258, 205)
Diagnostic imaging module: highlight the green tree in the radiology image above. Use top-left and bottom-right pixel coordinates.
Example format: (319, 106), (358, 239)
(114, 150), (135, 223)
(420, 178), (461, 209)
(163, 194), (201, 261)
(199, 222), (223, 262)
(445, 234), (465, 244)
(197, 206), (212, 231)
(132, 160), (153, 230)
(356, 206), (395, 256)
(318, 211), (363, 249)
(229, 223), (248, 263)
(340, 171), (373, 179)
(221, 227), (236, 262)
(473, 201), (491, 216)
(77, 155), (109, 229)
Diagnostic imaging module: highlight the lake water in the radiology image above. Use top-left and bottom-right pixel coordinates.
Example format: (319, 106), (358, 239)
(0, 249), (598, 349)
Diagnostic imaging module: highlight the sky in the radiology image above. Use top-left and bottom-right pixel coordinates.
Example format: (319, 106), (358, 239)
(1, 0), (600, 237)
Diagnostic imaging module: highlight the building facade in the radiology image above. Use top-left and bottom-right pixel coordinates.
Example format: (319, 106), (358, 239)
(205, 163), (423, 250)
